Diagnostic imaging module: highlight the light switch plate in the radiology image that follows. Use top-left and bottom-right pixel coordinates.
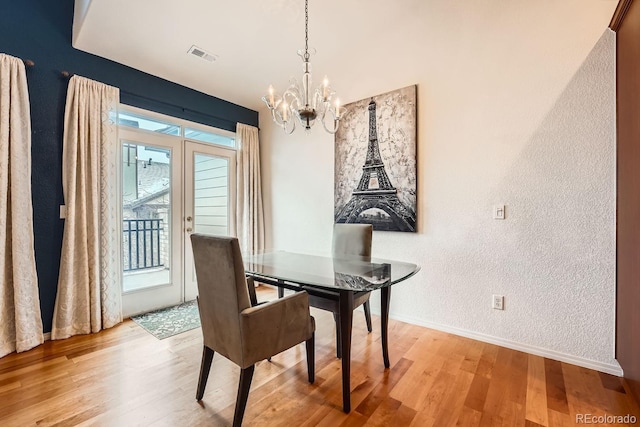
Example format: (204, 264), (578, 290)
(493, 205), (505, 220)
(492, 294), (504, 310)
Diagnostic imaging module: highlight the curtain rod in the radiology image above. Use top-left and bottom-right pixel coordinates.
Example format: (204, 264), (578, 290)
(58, 70), (242, 130)
(122, 91), (237, 127)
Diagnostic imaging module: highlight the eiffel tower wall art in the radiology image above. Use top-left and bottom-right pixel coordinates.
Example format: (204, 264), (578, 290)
(334, 85), (417, 232)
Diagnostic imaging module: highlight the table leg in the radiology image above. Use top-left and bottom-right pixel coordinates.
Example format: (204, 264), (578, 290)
(339, 290), (354, 413)
(381, 286), (391, 369)
(277, 280), (284, 298)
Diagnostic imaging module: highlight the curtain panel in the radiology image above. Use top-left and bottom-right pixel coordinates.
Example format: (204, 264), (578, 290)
(52, 76), (122, 340)
(235, 123), (265, 254)
(0, 53), (44, 357)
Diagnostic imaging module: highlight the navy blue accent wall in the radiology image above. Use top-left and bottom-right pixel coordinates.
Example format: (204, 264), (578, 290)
(0, 0), (259, 333)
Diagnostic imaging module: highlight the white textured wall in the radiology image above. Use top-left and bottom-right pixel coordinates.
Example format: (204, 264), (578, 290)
(260, 1), (618, 372)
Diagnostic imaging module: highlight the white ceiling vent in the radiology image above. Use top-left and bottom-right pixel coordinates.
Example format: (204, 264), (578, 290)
(187, 45), (218, 62)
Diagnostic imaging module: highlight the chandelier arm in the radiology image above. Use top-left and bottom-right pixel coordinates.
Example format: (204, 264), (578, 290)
(293, 110), (304, 129)
(312, 87), (324, 111)
(282, 89), (298, 116)
(271, 105), (295, 134)
(321, 118), (339, 134)
(284, 118), (296, 134)
(320, 107), (339, 134)
(271, 106), (285, 127)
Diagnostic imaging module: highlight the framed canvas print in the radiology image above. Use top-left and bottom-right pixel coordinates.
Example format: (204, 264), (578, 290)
(334, 85), (417, 232)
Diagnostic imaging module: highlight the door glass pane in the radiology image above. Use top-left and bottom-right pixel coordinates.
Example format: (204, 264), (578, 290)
(122, 142), (172, 292)
(193, 154), (229, 236)
(118, 111), (181, 136)
(184, 128), (235, 148)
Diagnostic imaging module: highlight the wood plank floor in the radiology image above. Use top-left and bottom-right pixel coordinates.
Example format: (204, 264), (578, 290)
(0, 287), (638, 426)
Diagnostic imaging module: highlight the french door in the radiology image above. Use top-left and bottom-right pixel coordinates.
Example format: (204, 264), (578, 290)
(120, 129), (183, 317)
(183, 142), (236, 301)
(120, 128), (236, 317)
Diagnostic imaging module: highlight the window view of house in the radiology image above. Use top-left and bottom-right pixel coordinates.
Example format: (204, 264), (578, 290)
(192, 153), (230, 236)
(118, 111), (181, 135)
(122, 142), (172, 292)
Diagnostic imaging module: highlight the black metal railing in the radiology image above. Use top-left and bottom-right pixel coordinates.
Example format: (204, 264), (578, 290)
(123, 219), (164, 272)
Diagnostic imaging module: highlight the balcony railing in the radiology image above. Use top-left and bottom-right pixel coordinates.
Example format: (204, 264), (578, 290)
(123, 219), (164, 272)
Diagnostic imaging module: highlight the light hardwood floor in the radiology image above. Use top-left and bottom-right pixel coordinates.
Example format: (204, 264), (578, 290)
(1, 287), (638, 426)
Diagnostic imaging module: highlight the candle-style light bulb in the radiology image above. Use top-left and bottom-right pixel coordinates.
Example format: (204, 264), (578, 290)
(282, 101), (288, 121)
(268, 85), (275, 107)
(322, 76), (329, 99)
(335, 99), (341, 118)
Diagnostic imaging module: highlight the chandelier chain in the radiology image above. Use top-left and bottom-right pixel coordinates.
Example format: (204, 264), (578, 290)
(304, 0), (309, 60)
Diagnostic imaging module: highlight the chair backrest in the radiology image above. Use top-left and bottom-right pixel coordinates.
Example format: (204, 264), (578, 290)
(332, 223), (373, 257)
(190, 234), (251, 364)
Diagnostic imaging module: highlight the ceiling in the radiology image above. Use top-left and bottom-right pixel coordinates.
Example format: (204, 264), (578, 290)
(73, 0), (426, 111)
(73, 1), (618, 113)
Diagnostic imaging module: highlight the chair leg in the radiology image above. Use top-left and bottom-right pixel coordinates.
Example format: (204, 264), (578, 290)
(363, 300), (373, 333)
(305, 332), (315, 384)
(233, 365), (255, 427)
(333, 312), (342, 359)
(196, 346), (215, 401)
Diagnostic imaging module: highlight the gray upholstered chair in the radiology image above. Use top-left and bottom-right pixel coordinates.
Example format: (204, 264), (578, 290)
(310, 223), (373, 358)
(190, 234), (315, 427)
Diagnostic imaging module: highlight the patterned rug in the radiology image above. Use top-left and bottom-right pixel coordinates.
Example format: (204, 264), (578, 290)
(131, 300), (201, 339)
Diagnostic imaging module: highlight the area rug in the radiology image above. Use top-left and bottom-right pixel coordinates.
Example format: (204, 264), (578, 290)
(131, 300), (200, 339)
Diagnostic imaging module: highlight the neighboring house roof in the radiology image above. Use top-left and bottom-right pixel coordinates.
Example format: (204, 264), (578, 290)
(123, 161), (171, 208)
(138, 161), (170, 197)
(124, 188), (170, 210)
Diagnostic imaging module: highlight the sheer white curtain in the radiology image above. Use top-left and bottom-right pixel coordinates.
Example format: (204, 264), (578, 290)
(0, 54), (44, 357)
(235, 123), (264, 254)
(52, 76), (122, 340)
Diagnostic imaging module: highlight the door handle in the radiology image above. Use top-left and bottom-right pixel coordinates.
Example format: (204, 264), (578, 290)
(186, 216), (192, 222)
(186, 227), (193, 233)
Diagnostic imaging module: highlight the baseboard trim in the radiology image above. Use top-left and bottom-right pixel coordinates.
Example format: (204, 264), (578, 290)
(377, 311), (623, 376)
(43, 332), (51, 341)
(261, 284), (622, 376)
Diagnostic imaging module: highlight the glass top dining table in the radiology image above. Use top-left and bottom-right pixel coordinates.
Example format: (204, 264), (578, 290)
(243, 251), (420, 292)
(243, 250), (420, 413)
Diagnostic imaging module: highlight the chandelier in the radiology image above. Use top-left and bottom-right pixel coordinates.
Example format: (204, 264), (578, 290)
(262, 0), (343, 134)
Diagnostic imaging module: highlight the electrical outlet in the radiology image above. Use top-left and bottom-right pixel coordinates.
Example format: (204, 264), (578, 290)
(492, 294), (504, 310)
